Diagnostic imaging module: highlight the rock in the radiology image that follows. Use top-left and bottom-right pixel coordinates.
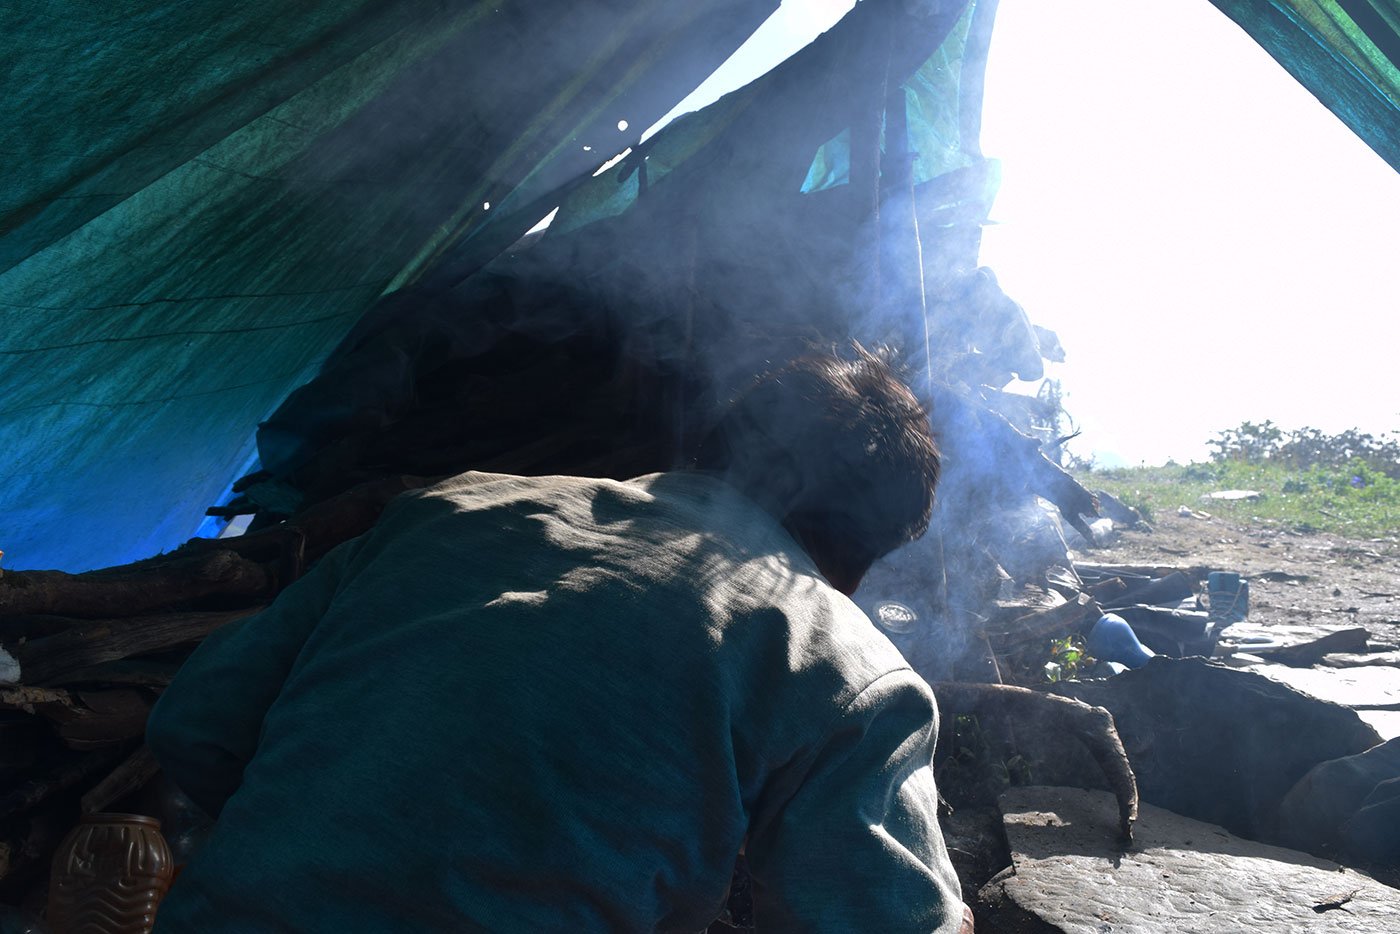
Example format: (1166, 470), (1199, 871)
(1248, 662), (1400, 709)
(1251, 627), (1370, 667)
(1204, 489), (1262, 501)
(1224, 619), (1356, 648)
(1046, 657), (1381, 843)
(1344, 777), (1400, 866)
(981, 785), (1400, 933)
(1360, 710), (1400, 742)
(1325, 650), (1400, 668)
(1279, 736), (1400, 865)
(940, 805), (1011, 903)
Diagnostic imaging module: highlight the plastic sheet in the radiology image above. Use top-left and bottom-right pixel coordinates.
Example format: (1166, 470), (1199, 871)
(0, 0), (769, 570)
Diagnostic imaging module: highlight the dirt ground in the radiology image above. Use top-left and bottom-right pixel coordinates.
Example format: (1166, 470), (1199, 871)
(1087, 509), (1400, 651)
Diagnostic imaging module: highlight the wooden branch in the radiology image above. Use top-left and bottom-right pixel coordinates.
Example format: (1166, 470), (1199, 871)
(0, 747), (125, 822)
(0, 614), (81, 644)
(1086, 576), (1130, 604)
(1101, 571), (1196, 609)
(0, 474), (428, 646)
(81, 745), (160, 814)
(1, 686), (153, 750)
(1033, 454), (1100, 545)
(1, 685), (82, 718)
(44, 657), (184, 689)
(1075, 562), (1212, 582)
(6, 608), (260, 686)
(0, 550), (274, 620)
(57, 690), (154, 749)
(0, 717), (49, 776)
(933, 388), (1101, 542)
(983, 593), (1099, 648)
(932, 681), (1139, 845)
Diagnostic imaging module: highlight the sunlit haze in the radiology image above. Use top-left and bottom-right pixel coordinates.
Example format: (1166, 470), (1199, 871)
(643, 1), (858, 142)
(654, 0), (1400, 467)
(980, 0), (1400, 467)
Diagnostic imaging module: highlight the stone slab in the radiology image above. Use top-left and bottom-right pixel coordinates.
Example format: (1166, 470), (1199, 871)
(1278, 738), (1400, 861)
(1248, 663), (1400, 708)
(1360, 710), (1400, 741)
(988, 786), (1400, 933)
(1324, 651), (1400, 669)
(1048, 658), (1380, 841)
(1221, 620), (1365, 648)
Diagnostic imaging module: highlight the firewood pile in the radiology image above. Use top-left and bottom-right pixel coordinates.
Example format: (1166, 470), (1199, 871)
(0, 482), (1146, 914)
(0, 475), (441, 900)
(0, 0), (1148, 910)
(0, 272), (1143, 904)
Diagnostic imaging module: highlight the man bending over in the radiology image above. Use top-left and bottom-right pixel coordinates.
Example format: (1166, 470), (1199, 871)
(148, 345), (969, 931)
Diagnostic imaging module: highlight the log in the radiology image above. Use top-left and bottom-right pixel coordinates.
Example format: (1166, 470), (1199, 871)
(1043, 564), (1083, 599)
(932, 681), (1139, 845)
(44, 657), (184, 689)
(1086, 576), (1130, 604)
(0, 686), (82, 719)
(0, 717), (51, 782)
(0, 747), (125, 822)
(0, 550), (274, 620)
(983, 593), (1099, 648)
(5, 608), (259, 686)
(57, 691), (154, 749)
(0, 474), (431, 692)
(81, 745), (160, 814)
(0, 614), (81, 644)
(0, 475), (425, 637)
(1, 687), (153, 750)
(1034, 457), (1100, 546)
(1102, 571), (1196, 609)
(1075, 562), (1212, 583)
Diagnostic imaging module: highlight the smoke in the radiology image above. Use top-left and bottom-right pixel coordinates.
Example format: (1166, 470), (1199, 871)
(244, 0), (1092, 684)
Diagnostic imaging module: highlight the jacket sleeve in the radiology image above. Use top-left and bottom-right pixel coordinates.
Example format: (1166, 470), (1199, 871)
(744, 670), (966, 933)
(146, 536), (363, 818)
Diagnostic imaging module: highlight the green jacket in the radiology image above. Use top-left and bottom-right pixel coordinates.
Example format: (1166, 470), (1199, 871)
(148, 471), (963, 931)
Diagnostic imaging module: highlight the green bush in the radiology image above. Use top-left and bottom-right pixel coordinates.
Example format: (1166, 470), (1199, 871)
(1208, 421), (1400, 478)
(1078, 424), (1400, 539)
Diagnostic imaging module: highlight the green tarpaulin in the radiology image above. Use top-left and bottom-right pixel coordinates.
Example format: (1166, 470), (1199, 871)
(1210, 1), (1400, 171)
(2, 0), (1395, 573)
(1, 0), (771, 571)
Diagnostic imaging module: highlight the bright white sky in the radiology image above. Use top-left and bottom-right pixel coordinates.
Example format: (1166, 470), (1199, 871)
(651, 0), (1400, 468)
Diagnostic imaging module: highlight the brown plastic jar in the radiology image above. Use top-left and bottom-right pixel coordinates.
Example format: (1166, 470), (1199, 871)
(47, 813), (174, 934)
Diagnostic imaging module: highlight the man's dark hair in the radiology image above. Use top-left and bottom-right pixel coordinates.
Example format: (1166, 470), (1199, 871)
(695, 344), (939, 589)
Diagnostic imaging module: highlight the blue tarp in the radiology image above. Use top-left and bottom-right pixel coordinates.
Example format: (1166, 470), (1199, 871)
(0, 0), (770, 571)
